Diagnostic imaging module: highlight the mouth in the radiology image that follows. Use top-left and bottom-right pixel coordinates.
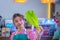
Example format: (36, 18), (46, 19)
(18, 24), (21, 26)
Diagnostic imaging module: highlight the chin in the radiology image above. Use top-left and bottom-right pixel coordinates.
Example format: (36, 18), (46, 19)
(19, 26), (24, 28)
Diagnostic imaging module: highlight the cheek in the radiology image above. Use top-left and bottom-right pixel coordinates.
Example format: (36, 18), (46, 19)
(21, 20), (24, 24)
(21, 21), (24, 25)
(14, 22), (18, 27)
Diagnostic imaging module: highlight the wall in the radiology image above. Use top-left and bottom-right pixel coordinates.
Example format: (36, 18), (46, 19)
(55, 4), (60, 13)
(0, 0), (48, 19)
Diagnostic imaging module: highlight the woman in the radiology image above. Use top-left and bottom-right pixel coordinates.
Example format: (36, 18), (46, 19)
(53, 23), (60, 40)
(10, 13), (43, 40)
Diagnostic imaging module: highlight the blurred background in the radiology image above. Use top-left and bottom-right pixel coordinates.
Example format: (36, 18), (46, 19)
(0, 0), (60, 40)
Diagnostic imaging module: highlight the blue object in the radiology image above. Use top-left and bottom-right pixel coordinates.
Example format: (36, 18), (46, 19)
(5, 23), (16, 33)
(13, 34), (28, 40)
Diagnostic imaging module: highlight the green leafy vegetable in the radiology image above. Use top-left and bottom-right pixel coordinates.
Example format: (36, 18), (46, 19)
(25, 10), (40, 30)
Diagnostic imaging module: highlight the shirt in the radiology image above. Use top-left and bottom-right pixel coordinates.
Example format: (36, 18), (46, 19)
(10, 29), (36, 40)
(53, 31), (60, 40)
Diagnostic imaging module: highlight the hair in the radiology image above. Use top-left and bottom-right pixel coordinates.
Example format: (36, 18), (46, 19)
(13, 13), (24, 21)
(0, 16), (2, 18)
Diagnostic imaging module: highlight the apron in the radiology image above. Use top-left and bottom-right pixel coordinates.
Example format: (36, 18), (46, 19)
(13, 29), (28, 40)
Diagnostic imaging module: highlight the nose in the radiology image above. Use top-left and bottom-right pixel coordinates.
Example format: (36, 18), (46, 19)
(18, 21), (21, 24)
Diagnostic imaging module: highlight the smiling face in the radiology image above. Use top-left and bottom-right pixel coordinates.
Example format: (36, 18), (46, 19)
(13, 14), (24, 29)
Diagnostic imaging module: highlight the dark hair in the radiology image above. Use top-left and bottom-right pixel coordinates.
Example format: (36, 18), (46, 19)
(13, 13), (24, 21)
(0, 16), (2, 18)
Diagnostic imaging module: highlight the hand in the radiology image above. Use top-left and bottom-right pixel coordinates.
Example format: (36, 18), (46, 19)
(36, 26), (43, 40)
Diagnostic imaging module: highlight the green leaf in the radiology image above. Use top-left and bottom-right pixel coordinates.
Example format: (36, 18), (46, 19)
(25, 10), (40, 30)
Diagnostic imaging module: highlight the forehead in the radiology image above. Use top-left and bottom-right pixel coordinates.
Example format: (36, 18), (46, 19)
(14, 16), (23, 20)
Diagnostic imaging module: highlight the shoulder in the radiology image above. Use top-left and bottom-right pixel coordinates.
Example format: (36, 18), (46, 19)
(26, 29), (36, 40)
(26, 29), (36, 37)
(10, 32), (16, 40)
(26, 29), (36, 34)
(53, 31), (59, 39)
(11, 32), (16, 36)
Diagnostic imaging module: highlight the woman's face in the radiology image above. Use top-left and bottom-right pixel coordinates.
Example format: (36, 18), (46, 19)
(13, 16), (24, 28)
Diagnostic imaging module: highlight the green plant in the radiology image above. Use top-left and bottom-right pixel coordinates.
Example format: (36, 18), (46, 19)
(25, 10), (40, 31)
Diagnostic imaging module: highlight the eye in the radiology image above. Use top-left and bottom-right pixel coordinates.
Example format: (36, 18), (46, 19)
(15, 20), (18, 23)
(19, 18), (23, 21)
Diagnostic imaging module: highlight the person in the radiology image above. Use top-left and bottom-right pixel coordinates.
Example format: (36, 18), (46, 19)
(0, 16), (2, 27)
(10, 13), (37, 40)
(0, 15), (5, 28)
(53, 16), (59, 23)
(53, 23), (60, 40)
